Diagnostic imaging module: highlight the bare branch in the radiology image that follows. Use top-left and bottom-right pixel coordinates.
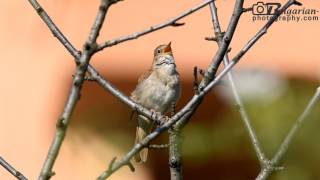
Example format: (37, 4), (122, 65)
(36, 0), (115, 179)
(208, 1), (267, 166)
(95, 0), (214, 51)
(175, 0), (244, 129)
(27, 0), (80, 59)
(256, 87), (320, 180)
(242, 7), (253, 13)
(171, 22), (186, 27)
(108, 157), (117, 173)
(204, 36), (218, 42)
(169, 128), (183, 180)
(199, 0), (244, 89)
(0, 156), (28, 180)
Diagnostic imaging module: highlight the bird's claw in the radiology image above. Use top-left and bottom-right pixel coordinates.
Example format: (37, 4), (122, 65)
(150, 109), (163, 125)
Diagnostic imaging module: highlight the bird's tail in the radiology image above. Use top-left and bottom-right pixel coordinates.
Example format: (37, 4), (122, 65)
(134, 115), (153, 163)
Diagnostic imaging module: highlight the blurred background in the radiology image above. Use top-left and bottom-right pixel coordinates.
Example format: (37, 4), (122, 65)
(0, 0), (320, 179)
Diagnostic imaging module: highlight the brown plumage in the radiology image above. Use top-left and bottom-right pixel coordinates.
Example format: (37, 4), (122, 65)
(130, 42), (181, 162)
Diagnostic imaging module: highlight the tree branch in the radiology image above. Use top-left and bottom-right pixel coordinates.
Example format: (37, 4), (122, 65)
(256, 87), (320, 180)
(37, 0), (114, 179)
(95, 0), (215, 52)
(208, 1), (267, 167)
(199, 0), (244, 89)
(169, 128), (183, 180)
(0, 156), (28, 180)
(174, 0), (244, 129)
(27, 0), (80, 59)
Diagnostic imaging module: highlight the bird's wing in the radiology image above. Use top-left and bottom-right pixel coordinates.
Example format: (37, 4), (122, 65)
(130, 68), (153, 101)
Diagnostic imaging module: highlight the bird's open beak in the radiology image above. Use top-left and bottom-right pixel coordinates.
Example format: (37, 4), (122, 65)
(164, 42), (172, 53)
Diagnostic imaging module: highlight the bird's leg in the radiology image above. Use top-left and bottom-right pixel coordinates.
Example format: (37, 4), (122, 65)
(149, 109), (165, 125)
(150, 109), (161, 118)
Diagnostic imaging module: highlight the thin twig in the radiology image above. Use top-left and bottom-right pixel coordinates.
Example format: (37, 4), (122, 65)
(37, 0), (114, 179)
(0, 156), (28, 180)
(95, 0), (215, 51)
(208, 1), (267, 166)
(175, 0), (244, 129)
(242, 7), (253, 13)
(199, 0), (244, 90)
(204, 36), (218, 42)
(256, 87), (320, 180)
(149, 144), (170, 149)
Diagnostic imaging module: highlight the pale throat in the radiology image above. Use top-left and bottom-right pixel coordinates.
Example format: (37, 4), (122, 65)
(153, 65), (178, 88)
(153, 54), (176, 73)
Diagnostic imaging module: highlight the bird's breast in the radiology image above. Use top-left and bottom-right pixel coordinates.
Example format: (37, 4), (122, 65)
(137, 73), (180, 114)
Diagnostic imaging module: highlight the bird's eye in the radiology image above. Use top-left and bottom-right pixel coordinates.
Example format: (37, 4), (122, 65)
(157, 49), (161, 54)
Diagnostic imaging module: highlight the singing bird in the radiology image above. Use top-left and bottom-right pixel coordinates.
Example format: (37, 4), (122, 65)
(130, 42), (181, 162)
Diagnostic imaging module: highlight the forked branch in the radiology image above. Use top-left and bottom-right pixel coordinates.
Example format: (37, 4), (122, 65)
(37, 0), (116, 179)
(208, 1), (267, 166)
(256, 87), (320, 180)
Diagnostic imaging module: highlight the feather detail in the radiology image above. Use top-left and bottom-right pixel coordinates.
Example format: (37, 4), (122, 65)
(134, 115), (154, 162)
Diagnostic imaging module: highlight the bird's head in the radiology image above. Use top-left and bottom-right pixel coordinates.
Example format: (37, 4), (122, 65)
(152, 42), (176, 71)
(153, 42), (172, 57)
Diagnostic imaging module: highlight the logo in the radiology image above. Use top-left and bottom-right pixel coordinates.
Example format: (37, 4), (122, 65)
(252, 2), (281, 15)
(250, 1), (319, 23)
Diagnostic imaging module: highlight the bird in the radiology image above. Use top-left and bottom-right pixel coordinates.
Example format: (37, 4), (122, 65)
(130, 42), (181, 163)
